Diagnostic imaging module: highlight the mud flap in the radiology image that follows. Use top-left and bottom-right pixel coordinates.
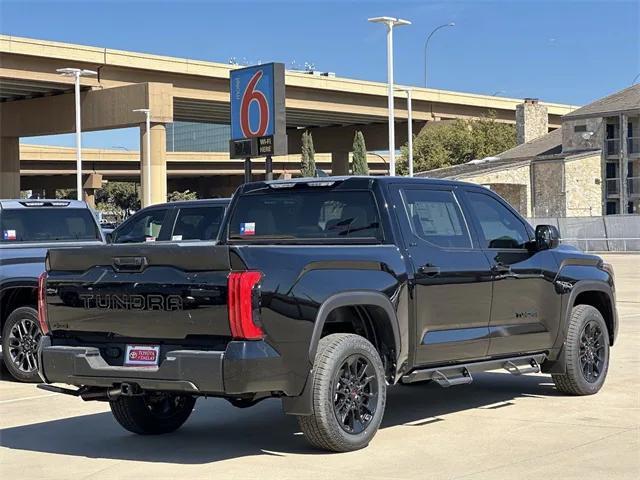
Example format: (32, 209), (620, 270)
(281, 368), (313, 416)
(541, 345), (567, 374)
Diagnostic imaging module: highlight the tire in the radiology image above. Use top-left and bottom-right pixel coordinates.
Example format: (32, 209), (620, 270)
(2, 306), (42, 383)
(552, 304), (610, 396)
(297, 333), (387, 452)
(109, 392), (196, 435)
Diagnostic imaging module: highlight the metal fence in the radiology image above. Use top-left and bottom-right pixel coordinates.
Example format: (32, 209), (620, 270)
(527, 215), (640, 252)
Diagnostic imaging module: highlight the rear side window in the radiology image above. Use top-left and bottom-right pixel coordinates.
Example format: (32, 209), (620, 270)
(400, 189), (472, 248)
(466, 191), (529, 249)
(228, 190), (382, 241)
(0, 208), (100, 243)
(171, 206), (225, 241)
(113, 209), (168, 243)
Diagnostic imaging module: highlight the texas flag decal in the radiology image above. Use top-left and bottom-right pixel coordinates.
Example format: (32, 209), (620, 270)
(240, 222), (256, 235)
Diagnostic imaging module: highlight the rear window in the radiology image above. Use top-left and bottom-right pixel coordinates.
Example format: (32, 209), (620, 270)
(112, 208), (169, 244)
(0, 208), (100, 243)
(172, 206), (225, 241)
(228, 190), (382, 242)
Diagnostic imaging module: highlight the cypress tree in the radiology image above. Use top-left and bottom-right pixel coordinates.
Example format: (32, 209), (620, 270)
(300, 130), (316, 177)
(351, 131), (369, 175)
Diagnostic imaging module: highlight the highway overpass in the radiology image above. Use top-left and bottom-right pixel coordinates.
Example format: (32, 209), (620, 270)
(0, 35), (578, 203)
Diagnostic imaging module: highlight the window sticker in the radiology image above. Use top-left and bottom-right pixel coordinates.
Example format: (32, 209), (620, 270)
(240, 222), (255, 235)
(171, 235), (183, 241)
(3, 230), (16, 241)
(145, 237), (156, 242)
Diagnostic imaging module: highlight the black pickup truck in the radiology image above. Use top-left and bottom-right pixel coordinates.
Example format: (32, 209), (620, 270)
(37, 177), (618, 452)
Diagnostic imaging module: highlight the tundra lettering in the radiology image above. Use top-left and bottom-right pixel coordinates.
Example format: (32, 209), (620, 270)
(78, 294), (183, 311)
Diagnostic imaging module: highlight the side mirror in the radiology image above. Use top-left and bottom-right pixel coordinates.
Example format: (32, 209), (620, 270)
(535, 224), (560, 250)
(105, 232), (113, 243)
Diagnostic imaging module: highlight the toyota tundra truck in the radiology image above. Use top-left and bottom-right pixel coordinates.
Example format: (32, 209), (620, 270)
(37, 177), (617, 452)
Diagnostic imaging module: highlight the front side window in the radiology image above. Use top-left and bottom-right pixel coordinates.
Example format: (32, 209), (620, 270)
(172, 206), (225, 241)
(466, 191), (529, 249)
(228, 189), (381, 241)
(113, 209), (168, 243)
(400, 188), (471, 248)
(0, 208), (100, 243)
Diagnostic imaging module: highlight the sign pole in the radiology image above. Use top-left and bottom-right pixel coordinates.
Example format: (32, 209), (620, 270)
(265, 155), (273, 181)
(244, 158), (252, 184)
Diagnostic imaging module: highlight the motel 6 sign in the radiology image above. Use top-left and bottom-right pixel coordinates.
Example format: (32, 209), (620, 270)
(229, 63), (287, 158)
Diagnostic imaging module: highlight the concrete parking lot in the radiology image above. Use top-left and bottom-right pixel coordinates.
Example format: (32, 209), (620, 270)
(1, 254), (638, 480)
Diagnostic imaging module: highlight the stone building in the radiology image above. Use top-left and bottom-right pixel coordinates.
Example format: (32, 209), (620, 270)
(418, 86), (640, 218)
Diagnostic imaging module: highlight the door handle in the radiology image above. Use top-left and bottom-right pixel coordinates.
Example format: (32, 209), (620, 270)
(418, 264), (441, 277)
(491, 263), (512, 275)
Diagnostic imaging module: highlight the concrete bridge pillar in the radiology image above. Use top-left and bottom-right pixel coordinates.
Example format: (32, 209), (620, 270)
(140, 122), (167, 207)
(331, 152), (349, 176)
(0, 137), (20, 198)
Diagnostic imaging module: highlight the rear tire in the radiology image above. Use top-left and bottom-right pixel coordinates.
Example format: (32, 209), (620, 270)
(297, 333), (386, 452)
(110, 392), (196, 435)
(552, 304), (610, 395)
(2, 306), (42, 383)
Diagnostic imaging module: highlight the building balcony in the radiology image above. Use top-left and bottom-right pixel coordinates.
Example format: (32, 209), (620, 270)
(606, 138), (620, 157)
(606, 177), (620, 196)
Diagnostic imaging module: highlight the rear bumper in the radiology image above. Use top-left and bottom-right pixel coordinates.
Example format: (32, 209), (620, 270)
(38, 336), (291, 396)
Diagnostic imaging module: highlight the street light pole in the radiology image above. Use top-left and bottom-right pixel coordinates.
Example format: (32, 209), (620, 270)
(368, 16), (411, 177)
(56, 68), (97, 201)
(395, 87), (414, 176)
(424, 22), (455, 88)
(133, 109), (151, 207)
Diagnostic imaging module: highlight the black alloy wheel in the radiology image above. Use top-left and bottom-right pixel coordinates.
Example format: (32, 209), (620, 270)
(332, 354), (379, 434)
(579, 320), (606, 383)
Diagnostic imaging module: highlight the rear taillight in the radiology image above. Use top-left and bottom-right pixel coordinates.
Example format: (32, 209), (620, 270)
(37, 272), (50, 335)
(227, 271), (263, 340)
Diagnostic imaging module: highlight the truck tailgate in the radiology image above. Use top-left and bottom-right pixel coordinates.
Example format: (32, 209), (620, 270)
(45, 244), (232, 340)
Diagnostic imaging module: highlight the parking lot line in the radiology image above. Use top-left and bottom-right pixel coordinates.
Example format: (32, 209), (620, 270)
(0, 393), (56, 404)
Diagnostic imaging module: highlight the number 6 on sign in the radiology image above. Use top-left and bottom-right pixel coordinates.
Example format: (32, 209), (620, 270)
(240, 70), (269, 137)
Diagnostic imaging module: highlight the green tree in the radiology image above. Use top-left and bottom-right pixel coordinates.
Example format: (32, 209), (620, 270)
(167, 189), (198, 202)
(55, 189), (77, 200)
(398, 112), (516, 175)
(351, 131), (369, 175)
(300, 130), (316, 177)
(94, 181), (141, 221)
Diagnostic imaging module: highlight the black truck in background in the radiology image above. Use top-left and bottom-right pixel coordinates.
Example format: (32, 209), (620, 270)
(37, 177), (618, 452)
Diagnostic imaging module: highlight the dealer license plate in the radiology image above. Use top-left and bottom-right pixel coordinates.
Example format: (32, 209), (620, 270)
(124, 345), (160, 367)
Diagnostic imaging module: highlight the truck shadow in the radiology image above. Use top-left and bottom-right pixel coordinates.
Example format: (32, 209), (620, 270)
(0, 372), (559, 463)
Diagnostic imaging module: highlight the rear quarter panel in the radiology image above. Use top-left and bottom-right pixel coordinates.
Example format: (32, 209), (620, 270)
(232, 244), (409, 393)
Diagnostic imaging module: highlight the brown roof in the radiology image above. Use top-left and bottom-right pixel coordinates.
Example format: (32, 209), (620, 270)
(563, 84), (640, 120)
(417, 157), (530, 179)
(497, 128), (563, 160)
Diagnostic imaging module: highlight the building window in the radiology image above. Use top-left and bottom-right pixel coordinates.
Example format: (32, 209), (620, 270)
(574, 125), (587, 133)
(606, 201), (619, 215)
(165, 122), (231, 152)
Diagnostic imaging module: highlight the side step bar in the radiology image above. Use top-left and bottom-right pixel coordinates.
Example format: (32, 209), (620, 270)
(401, 353), (546, 387)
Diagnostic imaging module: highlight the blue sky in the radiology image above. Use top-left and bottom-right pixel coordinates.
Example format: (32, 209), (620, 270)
(1, 0), (638, 149)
